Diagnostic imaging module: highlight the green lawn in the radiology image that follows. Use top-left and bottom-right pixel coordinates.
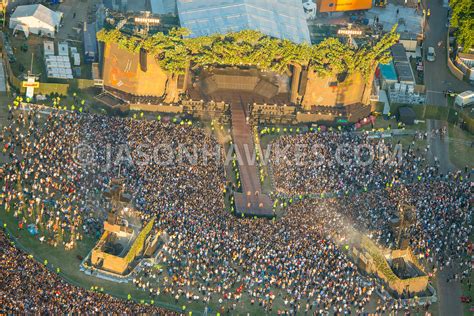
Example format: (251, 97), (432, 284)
(448, 124), (474, 169)
(0, 204), (297, 315)
(8, 35), (46, 81)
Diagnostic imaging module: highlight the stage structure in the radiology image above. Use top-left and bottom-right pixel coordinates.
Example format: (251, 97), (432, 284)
(89, 179), (160, 276)
(97, 27), (398, 125)
(348, 204), (430, 296)
(100, 43), (376, 124)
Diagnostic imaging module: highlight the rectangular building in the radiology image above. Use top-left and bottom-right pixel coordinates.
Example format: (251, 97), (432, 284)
(84, 22), (98, 63)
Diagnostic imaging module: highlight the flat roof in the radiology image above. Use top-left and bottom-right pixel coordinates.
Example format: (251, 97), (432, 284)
(44, 40), (55, 55)
(84, 23), (98, 56)
(394, 62), (415, 83)
(177, 0), (311, 44)
(391, 43), (408, 63)
(151, 0), (177, 14)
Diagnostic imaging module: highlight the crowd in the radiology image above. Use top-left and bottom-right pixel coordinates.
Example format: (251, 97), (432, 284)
(0, 106), (472, 314)
(0, 105), (224, 249)
(0, 230), (177, 314)
(338, 180), (472, 270)
(269, 132), (433, 195)
(132, 179), (470, 314)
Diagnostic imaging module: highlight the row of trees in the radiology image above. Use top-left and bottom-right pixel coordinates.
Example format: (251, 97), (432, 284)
(450, 0), (473, 53)
(97, 27), (399, 78)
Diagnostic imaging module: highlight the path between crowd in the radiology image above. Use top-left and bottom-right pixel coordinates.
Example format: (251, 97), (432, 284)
(436, 268), (464, 316)
(425, 119), (462, 315)
(426, 120), (454, 174)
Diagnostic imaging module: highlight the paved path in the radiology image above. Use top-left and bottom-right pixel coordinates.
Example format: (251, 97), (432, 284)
(436, 268), (464, 316)
(423, 0), (472, 106)
(426, 119), (454, 173)
(425, 120), (463, 315)
(56, 0), (90, 41)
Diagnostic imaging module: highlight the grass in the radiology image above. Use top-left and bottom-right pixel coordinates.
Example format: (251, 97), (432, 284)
(0, 204), (293, 315)
(448, 124), (474, 169)
(9, 35), (46, 81)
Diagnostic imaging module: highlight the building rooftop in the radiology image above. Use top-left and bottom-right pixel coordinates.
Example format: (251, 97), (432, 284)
(391, 43), (408, 63)
(177, 0), (311, 44)
(84, 23), (98, 60)
(379, 62), (397, 81)
(394, 62), (414, 83)
(151, 0), (177, 14)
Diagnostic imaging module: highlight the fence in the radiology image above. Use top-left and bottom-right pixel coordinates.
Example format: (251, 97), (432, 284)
(3, 56), (70, 96)
(446, 29), (466, 81)
(72, 78), (96, 90)
(30, 82), (69, 95)
(8, 73), (96, 96)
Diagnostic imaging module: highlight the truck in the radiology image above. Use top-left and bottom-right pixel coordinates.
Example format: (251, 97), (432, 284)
(455, 91), (474, 107)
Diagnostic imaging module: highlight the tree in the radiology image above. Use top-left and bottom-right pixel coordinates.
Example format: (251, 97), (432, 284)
(96, 27), (399, 79)
(450, 0), (474, 52)
(353, 25), (400, 78)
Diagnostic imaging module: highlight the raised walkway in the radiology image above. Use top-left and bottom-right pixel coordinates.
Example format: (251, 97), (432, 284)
(230, 98), (273, 217)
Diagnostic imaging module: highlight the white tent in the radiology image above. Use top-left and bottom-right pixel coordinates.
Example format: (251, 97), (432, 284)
(9, 4), (63, 38)
(13, 24), (29, 38)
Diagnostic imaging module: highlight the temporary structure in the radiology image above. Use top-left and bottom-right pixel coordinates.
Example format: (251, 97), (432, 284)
(9, 4), (63, 38)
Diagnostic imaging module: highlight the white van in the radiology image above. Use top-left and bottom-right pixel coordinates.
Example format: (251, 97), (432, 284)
(426, 47), (436, 61)
(455, 90), (474, 107)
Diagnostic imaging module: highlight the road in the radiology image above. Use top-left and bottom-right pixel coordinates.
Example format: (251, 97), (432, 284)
(425, 117), (467, 316)
(422, 3), (468, 313)
(436, 268), (464, 316)
(422, 0), (473, 106)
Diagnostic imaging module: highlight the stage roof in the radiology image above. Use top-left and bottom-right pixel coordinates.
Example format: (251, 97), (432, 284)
(177, 0), (311, 44)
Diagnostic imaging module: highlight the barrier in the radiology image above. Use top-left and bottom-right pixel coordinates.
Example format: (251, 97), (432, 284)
(129, 103), (183, 113)
(27, 82), (69, 96)
(446, 30), (465, 81)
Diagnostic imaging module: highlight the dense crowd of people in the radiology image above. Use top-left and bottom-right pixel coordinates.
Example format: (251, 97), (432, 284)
(270, 132), (436, 195)
(0, 105), (224, 249)
(270, 132), (433, 195)
(0, 105), (472, 314)
(132, 180), (470, 314)
(0, 230), (177, 314)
